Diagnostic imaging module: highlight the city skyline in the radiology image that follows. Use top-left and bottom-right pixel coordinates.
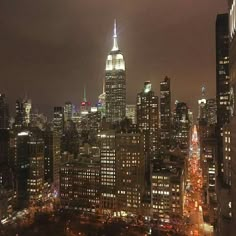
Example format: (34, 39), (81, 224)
(0, 0), (227, 116)
(0, 2), (235, 235)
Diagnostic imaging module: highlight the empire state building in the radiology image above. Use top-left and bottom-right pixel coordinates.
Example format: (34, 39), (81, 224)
(105, 20), (126, 123)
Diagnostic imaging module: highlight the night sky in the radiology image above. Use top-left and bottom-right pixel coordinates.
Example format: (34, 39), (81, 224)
(0, 0), (227, 117)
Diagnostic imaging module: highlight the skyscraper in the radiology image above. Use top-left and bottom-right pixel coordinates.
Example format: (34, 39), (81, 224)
(126, 104), (137, 124)
(216, 14), (230, 126)
(172, 102), (190, 151)
(216, 7), (236, 236)
(99, 130), (116, 214)
(14, 131), (30, 209)
(160, 76), (171, 149)
(105, 20), (126, 123)
(216, 14), (230, 179)
(14, 98), (32, 128)
(206, 98), (217, 125)
(0, 94), (9, 129)
(64, 101), (73, 122)
(43, 129), (60, 185)
(137, 81), (159, 153)
(53, 107), (64, 136)
(28, 131), (44, 203)
(116, 131), (145, 215)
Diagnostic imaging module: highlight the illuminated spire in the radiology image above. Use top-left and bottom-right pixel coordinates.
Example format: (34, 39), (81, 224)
(112, 19), (119, 51)
(83, 86), (87, 102)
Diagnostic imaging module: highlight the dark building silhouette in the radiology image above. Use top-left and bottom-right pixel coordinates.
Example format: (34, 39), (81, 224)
(216, 14), (230, 178)
(0, 94), (9, 129)
(160, 77), (171, 150)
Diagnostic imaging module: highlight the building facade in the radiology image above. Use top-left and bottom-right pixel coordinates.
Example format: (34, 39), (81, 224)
(160, 77), (171, 150)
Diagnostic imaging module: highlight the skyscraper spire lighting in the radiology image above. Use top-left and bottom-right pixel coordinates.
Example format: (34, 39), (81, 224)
(112, 19), (119, 51)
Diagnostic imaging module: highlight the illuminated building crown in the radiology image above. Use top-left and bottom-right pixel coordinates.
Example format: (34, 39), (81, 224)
(105, 20), (125, 71)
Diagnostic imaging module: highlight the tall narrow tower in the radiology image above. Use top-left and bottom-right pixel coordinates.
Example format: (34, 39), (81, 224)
(160, 77), (171, 149)
(105, 20), (126, 123)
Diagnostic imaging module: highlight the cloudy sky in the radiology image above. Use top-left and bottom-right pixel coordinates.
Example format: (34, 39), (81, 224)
(0, 0), (227, 117)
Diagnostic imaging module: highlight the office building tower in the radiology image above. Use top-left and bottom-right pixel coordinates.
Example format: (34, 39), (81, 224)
(28, 132), (44, 203)
(0, 94), (9, 129)
(24, 98), (32, 126)
(216, 10), (236, 236)
(0, 130), (11, 189)
(216, 14), (231, 181)
(206, 98), (217, 125)
(160, 76), (171, 149)
(201, 126), (217, 225)
(126, 105), (137, 124)
(43, 129), (60, 185)
(53, 107), (64, 136)
(105, 20), (126, 123)
(137, 81), (159, 153)
(15, 99), (25, 128)
(216, 14), (230, 126)
(172, 102), (190, 150)
(116, 131), (145, 215)
(64, 101), (73, 122)
(152, 155), (185, 223)
(60, 156), (100, 212)
(99, 130), (116, 214)
(14, 130), (45, 208)
(15, 98), (32, 128)
(88, 107), (102, 135)
(14, 131), (31, 209)
(62, 121), (80, 158)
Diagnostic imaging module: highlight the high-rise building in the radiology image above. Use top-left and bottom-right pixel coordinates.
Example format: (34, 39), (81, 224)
(62, 121), (80, 158)
(116, 131), (145, 215)
(53, 107), (64, 136)
(14, 130), (45, 208)
(126, 104), (137, 124)
(0, 129), (11, 188)
(14, 131), (31, 209)
(216, 14), (231, 182)
(28, 132), (44, 203)
(64, 101), (73, 122)
(0, 94), (9, 129)
(152, 154), (185, 223)
(60, 156), (100, 212)
(105, 20), (126, 123)
(216, 7), (236, 235)
(172, 102), (190, 151)
(206, 98), (217, 125)
(24, 99), (32, 126)
(216, 14), (230, 126)
(15, 99), (24, 128)
(137, 81), (159, 153)
(14, 98), (32, 128)
(43, 129), (60, 185)
(87, 107), (102, 135)
(99, 130), (116, 214)
(160, 76), (171, 149)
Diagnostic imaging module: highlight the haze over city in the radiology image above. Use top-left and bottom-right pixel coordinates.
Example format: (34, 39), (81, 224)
(0, 0), (227, 115)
